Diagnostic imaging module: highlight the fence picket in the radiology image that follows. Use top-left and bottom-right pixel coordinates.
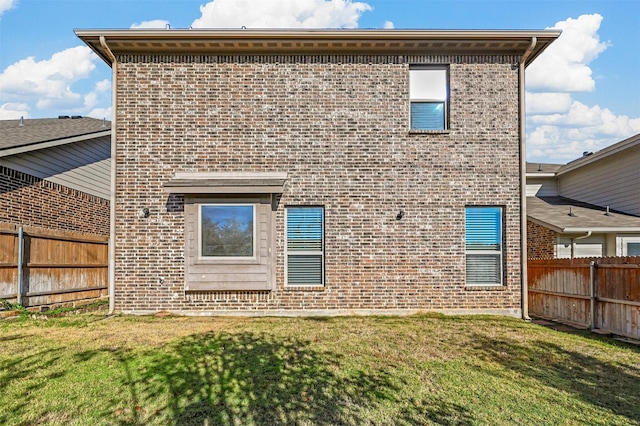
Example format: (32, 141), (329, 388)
(0, 223), (108, 309)
(529, 256), (640, 339)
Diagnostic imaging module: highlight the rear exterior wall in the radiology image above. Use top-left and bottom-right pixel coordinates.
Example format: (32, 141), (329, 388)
(114, 54), (523, 314)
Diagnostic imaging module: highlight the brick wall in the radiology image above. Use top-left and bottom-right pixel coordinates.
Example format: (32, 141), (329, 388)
(527, 220), (556, 259)
(0, 165), (109, 235)
(114, 54), (523, 314)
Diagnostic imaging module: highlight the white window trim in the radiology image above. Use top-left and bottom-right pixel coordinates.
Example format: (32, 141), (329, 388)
(616, 235), (640, 256)
(285, 207), (325, 287)
(198, 203), (257, 262)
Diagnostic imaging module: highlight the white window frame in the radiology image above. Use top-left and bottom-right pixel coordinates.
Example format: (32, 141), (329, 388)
(198, 203), (257, 261)
(616, 235), (640, 256)
(465, 206), (504, 286)
(409, 65), (449, 131)
(285, 206), (325, 287)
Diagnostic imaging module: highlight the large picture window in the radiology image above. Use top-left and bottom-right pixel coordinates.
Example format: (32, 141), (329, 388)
(199, 204), (255, 258)
(465, 207), (503, 286)
(286, 207), (324, 286)
(410, 66), (448, 131)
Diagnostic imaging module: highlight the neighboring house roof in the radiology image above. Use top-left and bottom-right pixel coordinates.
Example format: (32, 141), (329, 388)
(526, 133), (640, 178)
(527, 196), (640, 233)
(0, 117), (110, 155)
(525, 162), (562, 176)
(0, 117), (111, 199)
(75, 28), (561, 68)
(558, 132), (640, 176)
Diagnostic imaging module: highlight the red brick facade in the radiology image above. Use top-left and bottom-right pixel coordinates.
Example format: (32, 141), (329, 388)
(114, 54), (524, 315)
(527, 220), (556, 259)
(0, 165), (109, 235)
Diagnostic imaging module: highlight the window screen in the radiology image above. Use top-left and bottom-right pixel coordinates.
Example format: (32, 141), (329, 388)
(465, 207), (503, 285)
(286, 207), (324, 286)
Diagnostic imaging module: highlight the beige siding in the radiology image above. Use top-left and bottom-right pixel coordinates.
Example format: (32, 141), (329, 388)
(526, 177), (557, 197)
(558, 145), (640, 215)
(556, 234), (605, 258)
(184, 195), (274, 291)
(0, 136), (110, 199)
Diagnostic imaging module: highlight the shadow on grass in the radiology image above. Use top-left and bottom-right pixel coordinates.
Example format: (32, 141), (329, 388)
(471, 333), (640, 423)
(104, 331), (473, 425)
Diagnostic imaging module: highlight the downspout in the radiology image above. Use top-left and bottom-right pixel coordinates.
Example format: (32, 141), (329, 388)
(100, 36), (117, 316)
(519, 37), (536, 320)
(571, 231), (592, 259)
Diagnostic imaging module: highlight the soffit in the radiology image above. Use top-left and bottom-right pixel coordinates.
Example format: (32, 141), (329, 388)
(75, 29), (561, 67)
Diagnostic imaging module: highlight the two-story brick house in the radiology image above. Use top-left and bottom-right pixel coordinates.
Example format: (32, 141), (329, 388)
(76, 29), (559, 317)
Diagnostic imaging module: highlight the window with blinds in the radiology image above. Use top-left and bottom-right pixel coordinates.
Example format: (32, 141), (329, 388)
(286, 207), (324, 286)
(409, 66), (448, 131)
(465, 207), (503, 286)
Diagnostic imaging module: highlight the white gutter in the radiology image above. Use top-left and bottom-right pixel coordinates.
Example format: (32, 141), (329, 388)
(520, 37), (537, 321)
(100, 35), (117, 316)
(571, 231), (592, 259)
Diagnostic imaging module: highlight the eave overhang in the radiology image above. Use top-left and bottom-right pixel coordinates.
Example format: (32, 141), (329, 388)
(75, 28), (561, 67)
(0, 130), (111, 158)
(164, 172), (287, 194)
(528, 216), (640, 234)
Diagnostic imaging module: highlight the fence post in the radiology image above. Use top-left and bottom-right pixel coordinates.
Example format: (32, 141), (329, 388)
(16, 227), (24, 306)
(589, 260), (596, 329)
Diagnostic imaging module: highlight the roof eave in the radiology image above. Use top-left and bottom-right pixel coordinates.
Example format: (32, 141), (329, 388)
(75, 28), (561, 67)
(0, 129), (111, 157)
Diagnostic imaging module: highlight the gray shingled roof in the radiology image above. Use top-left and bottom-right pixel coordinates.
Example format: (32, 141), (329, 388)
(0, 117), (110, 152)
(527, 196), (640, 233)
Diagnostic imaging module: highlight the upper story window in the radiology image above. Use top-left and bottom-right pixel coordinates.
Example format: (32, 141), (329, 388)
(410, 66), (449, 131)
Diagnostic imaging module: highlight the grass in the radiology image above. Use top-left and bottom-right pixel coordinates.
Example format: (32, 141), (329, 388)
(1, 312), (639, 425)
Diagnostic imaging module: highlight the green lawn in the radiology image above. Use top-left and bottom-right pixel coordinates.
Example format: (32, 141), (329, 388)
(1, 311), (639, 425)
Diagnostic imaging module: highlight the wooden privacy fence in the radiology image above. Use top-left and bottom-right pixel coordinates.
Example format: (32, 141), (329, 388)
(529, 256), (640, 339)
(0, 222), (108, 309)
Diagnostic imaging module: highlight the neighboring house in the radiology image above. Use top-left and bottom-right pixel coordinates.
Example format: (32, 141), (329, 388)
(0, 116), (111, 235)
(76, 28), (560, 316)
(527, 133), (640, 258)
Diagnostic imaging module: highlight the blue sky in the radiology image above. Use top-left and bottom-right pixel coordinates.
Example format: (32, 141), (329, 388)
(0, 0), (638, 163)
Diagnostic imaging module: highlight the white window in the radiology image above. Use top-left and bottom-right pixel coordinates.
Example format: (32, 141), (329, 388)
(199, 204), (255, 259)
(617, 235), (640, 256)
(410, 66), (448, 130)
(286, 207), (324, 286)
(465, 207), (503, 286)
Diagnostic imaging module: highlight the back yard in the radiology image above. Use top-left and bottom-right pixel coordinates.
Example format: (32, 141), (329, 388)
(1, 311), (639, 425)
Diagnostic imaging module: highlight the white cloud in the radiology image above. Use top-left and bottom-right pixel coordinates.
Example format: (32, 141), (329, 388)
(526, 92), (572, 115)
(0, 0), (17, 17)
(527, 102), (640, 162)
(191, 0), (372, 29)
(0, 46), (98, 113)
(87, 107), (112, 121)
(527, 14), (609, 92)
(0, 102), (29, 119)
(131, 19), (171, 29)
(95, 79), (111, 92)
(525, 14), (640, 163)
(383, 20), (394, 29)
